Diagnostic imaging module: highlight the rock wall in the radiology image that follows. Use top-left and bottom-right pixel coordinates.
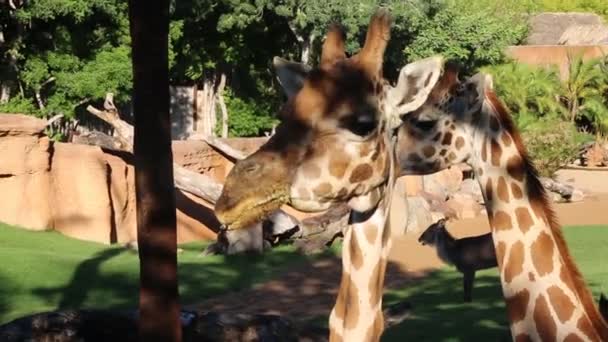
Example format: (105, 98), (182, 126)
(505, 45), (608, 80)
(0, 114), (272, 244)
(0, 114), (53, 230)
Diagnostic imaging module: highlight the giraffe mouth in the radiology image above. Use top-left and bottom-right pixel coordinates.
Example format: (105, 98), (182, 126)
(219, 192), (290, 231)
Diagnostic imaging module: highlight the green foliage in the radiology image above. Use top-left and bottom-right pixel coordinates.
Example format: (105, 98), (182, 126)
(482, 62), (565, 127)
(7, 0), (608, 138)
(536, 0), (608, 19)
(484, 57), (608, 136)
(561, 56), (608, 134)
(404, 0), (529, 72)
(223, 90), (278, 137)
(0, 95), (39, 116)
(522, 120), (592, 177)
(2, 0), (131, 119)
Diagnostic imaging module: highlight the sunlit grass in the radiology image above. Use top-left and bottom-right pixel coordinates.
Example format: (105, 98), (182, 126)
(382, 225), (608, 341)
(1, 221), (606, 341)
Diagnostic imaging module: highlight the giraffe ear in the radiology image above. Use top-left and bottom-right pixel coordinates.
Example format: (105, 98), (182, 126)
(388, 56), (445, 116)
(467, 72), (494, 94)
(273, 56), (312, 98)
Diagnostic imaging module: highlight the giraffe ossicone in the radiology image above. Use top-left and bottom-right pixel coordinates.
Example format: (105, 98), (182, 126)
(396, 63), (608, 341)
(214, 9), (447, 341)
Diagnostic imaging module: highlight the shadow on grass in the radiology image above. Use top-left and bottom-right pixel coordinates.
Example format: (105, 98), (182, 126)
(25, 245), (320, 320)
(382, 267), (510, 342)
(0, 273), (17, 318)
(13, 243), (513, 342)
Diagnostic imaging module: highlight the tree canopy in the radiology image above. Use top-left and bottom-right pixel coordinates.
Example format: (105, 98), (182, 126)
(1, 0), (607, 137)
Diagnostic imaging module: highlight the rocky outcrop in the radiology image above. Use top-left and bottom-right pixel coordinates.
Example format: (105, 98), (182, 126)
(525, 12), (606, 45)
(559, 24), (608, 45)
(0, 114), (272, 244)
(51, 143), (115, 243)
(0, 114), (53, 230)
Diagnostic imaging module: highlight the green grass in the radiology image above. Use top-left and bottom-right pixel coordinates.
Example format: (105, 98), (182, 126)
(0, 222), (320, 324)
(1, 222), (606, 341)
(382, 225), (608, 341)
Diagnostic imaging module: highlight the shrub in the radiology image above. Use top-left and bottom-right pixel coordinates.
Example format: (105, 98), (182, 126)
(223, 90), (279, 137)
(481, 62), (565, 127)
(0, 96), (39, 116)
(522, 120), (593, 177)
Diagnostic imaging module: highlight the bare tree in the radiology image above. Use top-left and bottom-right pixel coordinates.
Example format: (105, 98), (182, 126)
(128, 0), (181, 341)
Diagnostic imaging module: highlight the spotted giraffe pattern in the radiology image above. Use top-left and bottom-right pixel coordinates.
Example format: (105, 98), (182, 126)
(396, 67), (608, 341)
(329, 131), (397, 341)
(213, 10), (443, 342)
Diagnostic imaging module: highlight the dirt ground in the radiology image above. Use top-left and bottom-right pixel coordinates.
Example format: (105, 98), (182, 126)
(193, 170), (608, 324)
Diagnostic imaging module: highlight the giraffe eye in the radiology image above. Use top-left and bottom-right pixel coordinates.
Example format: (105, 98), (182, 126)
(340, 111), (378, 137)
(409, 117), (437, 131)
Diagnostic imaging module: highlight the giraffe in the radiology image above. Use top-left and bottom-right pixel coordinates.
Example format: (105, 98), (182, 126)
(394, 62), (608, 341)
(214, 10), (445, 341)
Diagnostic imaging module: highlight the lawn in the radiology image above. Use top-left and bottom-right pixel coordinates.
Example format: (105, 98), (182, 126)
(0, 222), (606, 342)
(382, 225), (608, 341)
(0, 222), (319, 324)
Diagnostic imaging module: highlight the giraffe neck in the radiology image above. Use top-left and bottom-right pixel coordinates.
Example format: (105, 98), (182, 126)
(329, 130), (397, 342)
(471, 98), (608, 341)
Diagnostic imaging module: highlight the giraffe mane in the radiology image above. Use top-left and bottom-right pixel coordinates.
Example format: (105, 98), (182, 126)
(485, 90), (608, 337)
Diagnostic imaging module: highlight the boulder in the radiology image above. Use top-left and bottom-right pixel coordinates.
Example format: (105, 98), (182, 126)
(104, 150), (137, 243)
(559, 24), (608, 45)
(569, 189), (585, 203)
(422, 165), (463, 200)
(0, 113), (47, 137)
(526, 12), (605, 45)
(389, 177), (410, 236)
(172, 140), (230, 182)
(0, 115), (53, 230)
(175, 189), (219, 243)
(446, 193), (483, 219)
(457, 178), (484, 204)
(51, 143), (114, 244)
(403, 196), (434, 234)
(0, 117), (310, 246)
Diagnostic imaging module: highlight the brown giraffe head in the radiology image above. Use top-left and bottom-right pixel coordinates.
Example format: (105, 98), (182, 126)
(396, 63), (490, 174)
(215, 10), (444, 230)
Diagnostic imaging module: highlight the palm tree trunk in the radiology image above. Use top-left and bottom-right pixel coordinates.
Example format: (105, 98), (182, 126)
(128, 1), (181, 341)
(570, 99), (579, 123)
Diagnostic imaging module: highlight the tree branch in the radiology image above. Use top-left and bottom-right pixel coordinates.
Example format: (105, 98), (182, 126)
(45, 113), (64, 127)
(189, 133), (247, 162)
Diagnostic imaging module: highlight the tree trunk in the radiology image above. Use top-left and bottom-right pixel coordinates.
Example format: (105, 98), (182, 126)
(127, 0), (181, 341)
(0, 83), (10, 104)
(569, 95), (579, 123)
(287, 22), (314, 64)
(300, 33), (315, 64)
(196, 74), (219, 136)
(35, 90), (45, 110)
(217, 73), (229, 138)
